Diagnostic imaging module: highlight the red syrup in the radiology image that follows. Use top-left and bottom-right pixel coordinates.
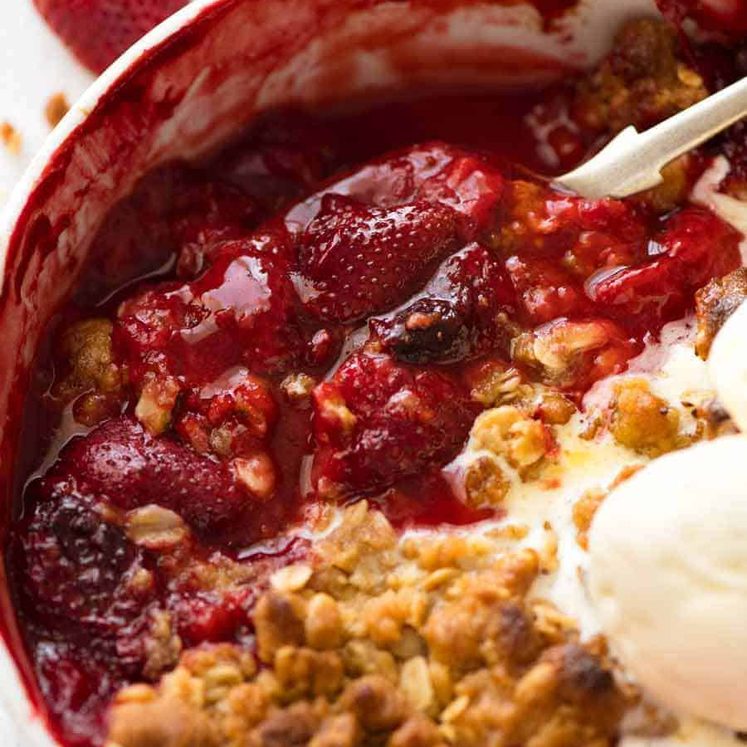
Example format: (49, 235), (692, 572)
(368, 471), (496, 530)
(6, 85), (744, 747)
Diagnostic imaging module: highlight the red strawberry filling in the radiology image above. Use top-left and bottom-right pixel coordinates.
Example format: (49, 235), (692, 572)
(586, 207), (742, 330)
(9, 78), (746, 746)
(37, 416), (272, 546)
(311, 351), (478, 499)
(114, 232), (307, 387)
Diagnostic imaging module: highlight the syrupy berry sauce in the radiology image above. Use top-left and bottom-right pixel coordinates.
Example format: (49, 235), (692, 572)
(6, 25), (747, 745)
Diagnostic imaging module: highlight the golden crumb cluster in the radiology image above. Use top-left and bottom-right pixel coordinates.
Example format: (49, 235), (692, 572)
(572, 18), (707, 137)
(107, 503), (629, 747)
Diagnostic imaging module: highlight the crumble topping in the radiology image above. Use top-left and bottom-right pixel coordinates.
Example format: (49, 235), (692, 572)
(53, 318), (123, 425)
(608, 379), (685, 457)
(695, 268), (747, 360)
(572, 18), (707, 137)
(107, 503), (629, 747)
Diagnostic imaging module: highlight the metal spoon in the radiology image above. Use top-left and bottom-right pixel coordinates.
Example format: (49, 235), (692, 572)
(556, 76), (747, 199)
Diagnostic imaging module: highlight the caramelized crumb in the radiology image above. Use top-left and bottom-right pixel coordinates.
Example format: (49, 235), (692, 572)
(464, 455), (510, 508)
(537, 392), (577, 425)
(695, 268), (747, 359)
(45, 92), (70, 128)
(254, 592), (307, 664)
(572, 18), (707, 136)
(471, 406), (550, 473)
(609, 379), (683, 456)
(54, 318), (123, 425)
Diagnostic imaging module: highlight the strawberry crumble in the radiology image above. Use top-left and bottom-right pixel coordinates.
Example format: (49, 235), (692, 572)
(6, 12), (747, 747)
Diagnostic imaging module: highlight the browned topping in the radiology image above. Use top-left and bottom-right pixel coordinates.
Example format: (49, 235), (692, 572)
(695, 268), (747, 359)
(632, 157), (692, 214)
(469, 364), (526, 408)
(536, 392), (577, 426)
(609, 379), (683, 456)
(135, 377), (180, 435)
(109, 697), (218, 747)
(254, 592), (306, 664)
(281, 373), (317, 402)
(45, 92), (71, 128)
(142, 611), (182, 681)
(107, 505), (629, 747)
(53, 318), (123, 425)
(512, 321), (614, 390)
(233, 453), (277, 501)
(0, 121), (21, 154)
(696, 397), (740, 440)
(463, 456), (510, 508)
(572, 18), (707, 137)
(125, 505), (189, 551)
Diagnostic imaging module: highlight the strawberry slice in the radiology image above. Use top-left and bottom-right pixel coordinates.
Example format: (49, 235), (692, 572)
(34, 0), (188, 73)
(285, 142), (506, 238)
(297, 194), (461, 323)
(586, 207), (742, 332)
(311, 351), (477, 499)
(40, 415), (270, 546)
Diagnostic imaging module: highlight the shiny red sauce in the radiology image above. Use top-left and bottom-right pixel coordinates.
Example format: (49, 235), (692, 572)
(5, 76), (743, 747)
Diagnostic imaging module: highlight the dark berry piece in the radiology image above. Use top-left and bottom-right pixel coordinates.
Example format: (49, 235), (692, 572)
(371, 243), (516, 364)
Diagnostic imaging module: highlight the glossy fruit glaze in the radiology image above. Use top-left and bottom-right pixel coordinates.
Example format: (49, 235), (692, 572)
(7, 28), (747, 746)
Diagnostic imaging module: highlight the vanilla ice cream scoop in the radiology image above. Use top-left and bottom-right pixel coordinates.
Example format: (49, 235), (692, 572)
(589, 435), (747, 731)
(709, 300), (747, 433)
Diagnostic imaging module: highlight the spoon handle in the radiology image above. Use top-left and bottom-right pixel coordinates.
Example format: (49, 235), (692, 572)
(557, 76), (747, 199)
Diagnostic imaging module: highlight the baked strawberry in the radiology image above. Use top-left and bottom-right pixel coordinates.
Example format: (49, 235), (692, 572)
(297, 194), (460, 323)
(586, 207), (742, 331)
(114, 231), (303, 387)
(34, 0), (188, 73)
(40, 416), (272, 546)
(311, 352), (477, 498)
(415, 151), (506, 235)
(371, 243), (517, 364)
(286, 142), (505, 238)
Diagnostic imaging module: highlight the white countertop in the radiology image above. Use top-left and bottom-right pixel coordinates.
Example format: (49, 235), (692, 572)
(0, 1), (93, 209)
